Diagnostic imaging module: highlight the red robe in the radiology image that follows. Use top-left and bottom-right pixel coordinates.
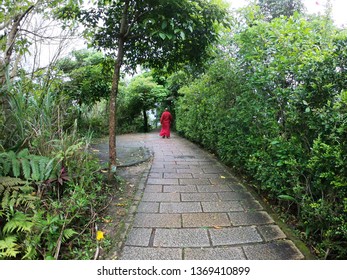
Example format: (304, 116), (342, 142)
(159, 111), (173, 137)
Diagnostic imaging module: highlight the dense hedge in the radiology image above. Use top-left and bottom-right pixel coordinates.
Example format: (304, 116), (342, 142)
(176, 14), (347, 259)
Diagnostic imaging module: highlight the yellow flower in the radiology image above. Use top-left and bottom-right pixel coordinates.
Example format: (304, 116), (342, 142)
(96, 230), (104, 241)
(220, 176), (226, 179)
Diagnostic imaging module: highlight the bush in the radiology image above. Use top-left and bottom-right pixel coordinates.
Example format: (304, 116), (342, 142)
(176, 14), (347, 259)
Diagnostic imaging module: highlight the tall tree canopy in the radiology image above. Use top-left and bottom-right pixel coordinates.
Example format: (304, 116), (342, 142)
(62, 0), (229, 170)
(56, 49), (112, 107)
(258, 0), (304, 21)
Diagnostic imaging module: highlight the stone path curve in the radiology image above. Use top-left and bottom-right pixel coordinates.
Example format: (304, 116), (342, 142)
(119, 132), (305, 260)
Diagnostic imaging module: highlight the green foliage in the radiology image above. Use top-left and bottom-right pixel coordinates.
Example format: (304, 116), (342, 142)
(0, 149), (58, 181)
(176, 11), (347, 259)
(0, 137), (110, 259)
(56, 49), (112, 107)
(258, 0), (305, 21)
(117, 73), (168, 133)
(78, 0), (229, 72)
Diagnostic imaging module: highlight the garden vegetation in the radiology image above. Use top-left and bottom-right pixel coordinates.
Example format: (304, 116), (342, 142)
(1, 0), (346, 260)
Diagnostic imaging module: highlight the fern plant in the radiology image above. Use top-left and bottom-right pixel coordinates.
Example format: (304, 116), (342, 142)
(0, 179), (77, 259)
(0, 149), (58, 181)
(0, 178), (38, 259)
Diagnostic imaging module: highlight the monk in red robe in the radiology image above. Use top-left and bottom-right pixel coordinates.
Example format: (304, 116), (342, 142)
(159, 108), (173, 138)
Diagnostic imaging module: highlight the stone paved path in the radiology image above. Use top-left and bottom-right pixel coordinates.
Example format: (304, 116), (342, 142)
(119, 132), (305, 260)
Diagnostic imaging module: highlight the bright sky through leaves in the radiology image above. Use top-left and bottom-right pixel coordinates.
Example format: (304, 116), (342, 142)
(226, 0), (347, 26)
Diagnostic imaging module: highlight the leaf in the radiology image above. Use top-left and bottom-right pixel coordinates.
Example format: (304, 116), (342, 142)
(0, 236), (20, 258)
(63, 228), (77, 242)
(30, 159), (40, 181)
(12, 158), (20, 178)
(159, 32), (166, 40)
(17, 149), (29, 158)
(45, 158), (56, 179)
(278, 195), (296, 201)
(21, 158), (31, 180)
(3, 212), (34, 233)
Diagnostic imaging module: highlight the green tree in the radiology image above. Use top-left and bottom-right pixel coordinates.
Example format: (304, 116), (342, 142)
(57, 49), (112, 108)
(67, 0), (228, 170)
(258, 0), (304, 21)
(125, 73), (167, 132)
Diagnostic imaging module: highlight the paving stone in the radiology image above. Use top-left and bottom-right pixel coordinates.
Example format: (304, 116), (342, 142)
(228, 211), (274, 226)
(151, 163), (164, 168)
(125, 228), (152, 246)
(197, 185), (233, 192)
(179, 178), (211, 185)
(243, 240), (304, 260)
(184, 247), (246, 260)
(137, 202), (159, 213)
(164, 173), (193, 179)
(181, 193), (219, 202)
(151, 168), (176, 173)
(148, 173), (163, 178)
(177, 167), (204, 174)
(142, 192), (180, 202)
(121, 246), (182, 260)
(192, 173), (221, 179)
(257, 225), (287, 241)
(153, 159), (176, 164)
(147, 178), (179, 185)
(201, 201), (244, 212)
(144, 185), (163, 193)
(210, 178), (238, 185)
(154, 228), (210, 247)
(160, 202), (202, 213)
(182, 213), (230, 227)
(210, 227), (263, 246)
(217, 191), (254, 201)
(163, 185), (197, 193)
(241, 199), (263, 210)
(133, 213), (181, 228)
(164, 164), (190, 169)
(229, 184), (248, 192)
(202, 167), (224, 174)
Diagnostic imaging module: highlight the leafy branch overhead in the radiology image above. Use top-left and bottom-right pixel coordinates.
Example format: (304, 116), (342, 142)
(58, 0), (229, 168)
(77, 0), (229, 71)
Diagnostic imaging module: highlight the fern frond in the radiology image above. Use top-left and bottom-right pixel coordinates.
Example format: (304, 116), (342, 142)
(39, 157), (49, 181)
(22, 244), (38, 260)
(45, 158), (56, 179)
(7, 151), (16, 161)
(30, 159), (40, 181)
(11, 158), (20, 178)
(0, 236), (20, 259)
(3, 212), (34, 234)
(62, 228), (77, 242)
(21, 158), (31, 180)
(17, 149), (29, 158)
(0, 155), (11, 176)
(0, 177), (26, 188)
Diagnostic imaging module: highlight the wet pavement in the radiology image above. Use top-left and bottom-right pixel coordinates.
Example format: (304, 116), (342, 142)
(101, 132), (306, 260)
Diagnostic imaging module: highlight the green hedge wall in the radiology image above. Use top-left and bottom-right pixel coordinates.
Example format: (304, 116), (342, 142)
(176, 15), (347, 259)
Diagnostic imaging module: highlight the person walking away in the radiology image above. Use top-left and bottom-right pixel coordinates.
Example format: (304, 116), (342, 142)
(159, 108), (173, 138)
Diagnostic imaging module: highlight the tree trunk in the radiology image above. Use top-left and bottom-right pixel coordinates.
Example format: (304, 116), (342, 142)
(143, 108), (148, 132)
(108, 1), (129, 173)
